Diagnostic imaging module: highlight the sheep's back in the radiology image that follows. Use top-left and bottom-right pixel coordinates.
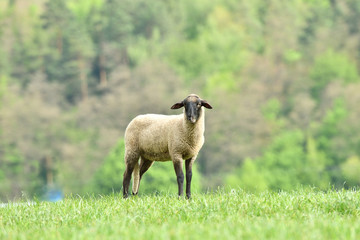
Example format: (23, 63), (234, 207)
(125, 114), (182, 161)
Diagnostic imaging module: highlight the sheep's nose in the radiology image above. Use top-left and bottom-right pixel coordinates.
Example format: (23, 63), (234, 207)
(190, 117), (196, 123)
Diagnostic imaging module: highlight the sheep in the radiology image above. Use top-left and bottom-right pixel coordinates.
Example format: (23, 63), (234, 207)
(122, 94), (212, 198)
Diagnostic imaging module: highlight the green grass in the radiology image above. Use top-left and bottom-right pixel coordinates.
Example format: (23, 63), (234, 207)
(1, 188), (360, 240)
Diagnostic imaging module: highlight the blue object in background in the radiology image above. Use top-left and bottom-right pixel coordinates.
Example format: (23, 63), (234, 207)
(43, 187), (64, 202)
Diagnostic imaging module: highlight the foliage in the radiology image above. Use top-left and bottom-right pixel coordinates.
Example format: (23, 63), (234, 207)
(226, 158), (268, 192)
(341, 156), (360, 187)
(315, 98), (348, 170)
(310, 49), (359, 98)
(226, 98), (348, 191)
(1, 0), (360, 200)
(1, 189), (360, 239)
(226, 129), (331, 191)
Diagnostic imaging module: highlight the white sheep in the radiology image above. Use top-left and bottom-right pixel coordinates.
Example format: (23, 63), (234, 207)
(122, 94), (212, 198)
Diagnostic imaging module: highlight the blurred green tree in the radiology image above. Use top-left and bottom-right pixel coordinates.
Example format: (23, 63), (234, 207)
(341, 156), (360, 187)
(2, 0), (360, 199)
(226, 129), (331, 191)
(315, 99), (348, 165)
(226, 158), (268, 192)
(310, 50), (359, 99)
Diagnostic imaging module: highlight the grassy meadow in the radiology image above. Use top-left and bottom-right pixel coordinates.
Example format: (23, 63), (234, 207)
(1, 188), (360, 240)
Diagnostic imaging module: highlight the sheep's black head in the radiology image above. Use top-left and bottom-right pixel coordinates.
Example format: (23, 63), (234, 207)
(170, 94), (212, 124)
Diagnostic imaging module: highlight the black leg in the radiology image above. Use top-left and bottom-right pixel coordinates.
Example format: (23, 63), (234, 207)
(139, 158), (154, 179)
(122, 163), (135, 198)
(123, 150), (140, 198)
(185, 158), (193, 199)
(173, 160), (184, 197)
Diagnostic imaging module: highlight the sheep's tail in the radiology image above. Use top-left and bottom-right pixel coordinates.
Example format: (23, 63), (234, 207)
(132, 160), (140, 195)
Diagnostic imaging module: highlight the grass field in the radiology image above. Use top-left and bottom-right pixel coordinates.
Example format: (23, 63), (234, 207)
(1, 188), (360, 240)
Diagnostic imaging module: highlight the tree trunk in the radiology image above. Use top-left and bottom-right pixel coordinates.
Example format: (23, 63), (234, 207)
(99, 47), (107, 86)
(45, 155), (53, 186)
(78, 57), (88, 102)
(56, 29), (63, 55)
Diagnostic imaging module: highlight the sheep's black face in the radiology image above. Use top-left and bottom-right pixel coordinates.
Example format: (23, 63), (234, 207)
(184, 99), (202, 123)
(171, 94), (213, 124)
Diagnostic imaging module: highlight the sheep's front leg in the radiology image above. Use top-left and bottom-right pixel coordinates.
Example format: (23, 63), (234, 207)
(185, 157), (195, 199)
(172, 157), (184, 197)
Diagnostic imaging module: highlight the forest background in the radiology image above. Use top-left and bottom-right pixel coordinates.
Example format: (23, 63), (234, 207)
(1, 0), (360, 201)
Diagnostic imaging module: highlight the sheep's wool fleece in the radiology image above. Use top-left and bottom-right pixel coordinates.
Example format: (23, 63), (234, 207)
(124, 108), (205, 163)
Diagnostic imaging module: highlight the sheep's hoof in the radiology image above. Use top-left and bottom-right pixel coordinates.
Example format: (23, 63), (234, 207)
(186, 194), (191, 200)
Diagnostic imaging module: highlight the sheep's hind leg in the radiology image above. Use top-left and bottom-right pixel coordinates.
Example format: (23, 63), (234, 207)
(132, 157), (153, 195)
(131, 161), (140, 196)
(139, 157), (154, 179)
(123, 152), (139, 198)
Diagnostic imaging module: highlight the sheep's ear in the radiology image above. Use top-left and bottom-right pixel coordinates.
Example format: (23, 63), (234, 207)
(201, 100), (213, 109)
(171, 101), (184, 109)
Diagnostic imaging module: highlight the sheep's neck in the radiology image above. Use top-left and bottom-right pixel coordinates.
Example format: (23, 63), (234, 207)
(182, 109), (205, 142)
